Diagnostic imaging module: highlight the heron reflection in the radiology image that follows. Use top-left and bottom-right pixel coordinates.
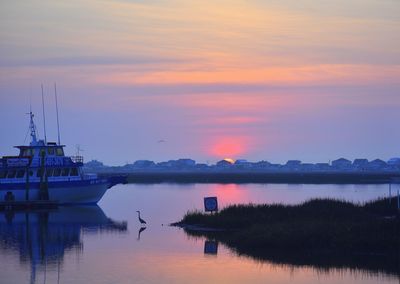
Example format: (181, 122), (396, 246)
(137, 226), (147, 241)
(0, 206), (127, 284)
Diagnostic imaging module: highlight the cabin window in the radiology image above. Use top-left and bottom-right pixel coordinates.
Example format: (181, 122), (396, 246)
(56, 148), (64, 156)
(62, 168), (70, 176)
(70, 168), (78, 176)
(16, 170), (25, 178)
(0, 171), (6, 178)
(24, 148), (34, 156)
(47, 148), (55, 155)
(7, 170), (16, 178)
(29, 170), (33, 176)
(40, 149), (46, 157)
(23, 149), (35, 156)
(53, 169), (61, 177)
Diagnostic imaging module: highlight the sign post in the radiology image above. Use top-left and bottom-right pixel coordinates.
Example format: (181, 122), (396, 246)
(204, 197), (218, 213)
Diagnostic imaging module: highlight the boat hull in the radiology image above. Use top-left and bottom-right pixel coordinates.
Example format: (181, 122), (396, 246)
(0, 179), (110, 204)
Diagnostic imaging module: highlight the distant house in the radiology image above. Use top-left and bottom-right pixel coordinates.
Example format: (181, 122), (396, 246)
(216, 159), (233, 168)
(315, 163), (331, 171)
(388, 158), (400, 166)
(195, 163), (209, 170)
(176, 159), (196, 167)
(283, 160), (302, 171)
(367, 159), (387, 170)
(133, 160), (156, 168)
(253, 160), (272, 169)
(269, 164), (282, 171)
(84, 160), (105, 169)
(166, 160), (178, 168)
(353, 159), (369, 171)
(286, 160), (302, 167)
(156, 161), (170, 168)
(156, 159), (196, 169)
(234, 159), (253, 169)
(300, 163), (315, 171)
(122, 163), (135, 170)
(353, 159), (368, 166)
(331, 158), (352, 169)
(83, 160), (108, 173)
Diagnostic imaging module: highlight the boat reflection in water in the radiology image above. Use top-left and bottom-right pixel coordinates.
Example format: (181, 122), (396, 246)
(0, 206), (127, 283)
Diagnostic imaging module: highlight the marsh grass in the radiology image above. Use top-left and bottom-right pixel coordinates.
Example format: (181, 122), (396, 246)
(178, 197), (400, 252)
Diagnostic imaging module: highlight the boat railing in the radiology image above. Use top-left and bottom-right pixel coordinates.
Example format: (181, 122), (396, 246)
(84, 173), (98, 180)
(71, 156), (84, 164)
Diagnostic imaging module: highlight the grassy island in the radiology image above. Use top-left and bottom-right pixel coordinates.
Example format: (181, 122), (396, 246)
(174, 197), (400, 275)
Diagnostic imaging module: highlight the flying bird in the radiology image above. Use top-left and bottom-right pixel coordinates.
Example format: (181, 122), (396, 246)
(157, 139), (166, 143)
(136, 210), (147, 225)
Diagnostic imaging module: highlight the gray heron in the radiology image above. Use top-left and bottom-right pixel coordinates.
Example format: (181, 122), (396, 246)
(136, 211), (147, 225)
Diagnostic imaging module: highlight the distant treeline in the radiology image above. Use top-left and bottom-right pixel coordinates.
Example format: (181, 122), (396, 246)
(98, 172), (400, 184)
(86, 157), (400, 176)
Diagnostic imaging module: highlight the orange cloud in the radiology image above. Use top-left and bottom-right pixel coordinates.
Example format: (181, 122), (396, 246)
(96, 64), (400, 87)
(212, 116), (261, 125)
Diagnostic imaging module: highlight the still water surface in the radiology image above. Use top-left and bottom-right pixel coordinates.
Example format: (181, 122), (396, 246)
(0, 183), (398, 284)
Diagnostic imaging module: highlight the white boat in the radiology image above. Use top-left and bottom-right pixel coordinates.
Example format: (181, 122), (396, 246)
(0, 112), (116, 204)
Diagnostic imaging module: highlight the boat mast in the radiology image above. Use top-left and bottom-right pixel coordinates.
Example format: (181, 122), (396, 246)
(54, 83), (61, 145)
(41, 84), (47, 144)
(28, 110), (38, 145)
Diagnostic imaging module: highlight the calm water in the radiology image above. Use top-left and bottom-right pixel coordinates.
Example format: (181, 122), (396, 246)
(0, 183), (398, 284)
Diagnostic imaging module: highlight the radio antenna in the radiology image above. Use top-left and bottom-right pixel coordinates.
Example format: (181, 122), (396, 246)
(54, 83), (61, 145)
(41, 84), (47, 143)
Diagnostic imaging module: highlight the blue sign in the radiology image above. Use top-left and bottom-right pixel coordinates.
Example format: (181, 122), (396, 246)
(45, 157), (64, 166)
(6, 158), (29, 167)
(204, 197), (218, 212)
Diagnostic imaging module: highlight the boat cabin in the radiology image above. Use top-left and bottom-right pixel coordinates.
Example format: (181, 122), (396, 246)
(0, 140), (83, 182)
(0, 112), (84, 183)
(19, 144), (64, 157)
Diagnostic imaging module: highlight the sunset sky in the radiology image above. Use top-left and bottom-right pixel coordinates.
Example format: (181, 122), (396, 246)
(0, 0), (399, 165)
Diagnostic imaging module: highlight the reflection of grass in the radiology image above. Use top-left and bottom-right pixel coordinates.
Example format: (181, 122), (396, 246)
(175, 197), (400, 275)
(176, 197), (400, 252)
